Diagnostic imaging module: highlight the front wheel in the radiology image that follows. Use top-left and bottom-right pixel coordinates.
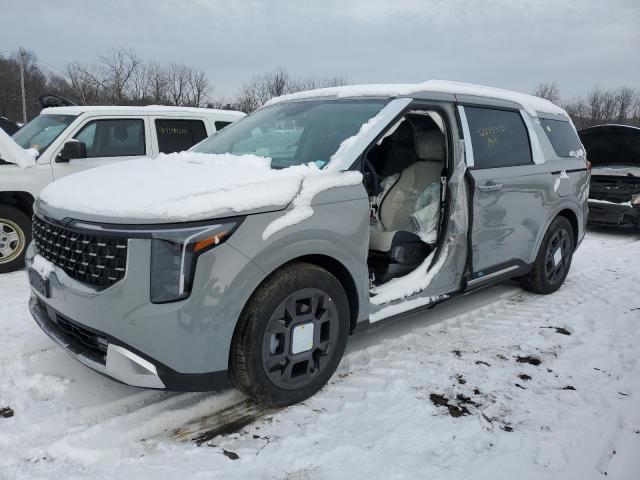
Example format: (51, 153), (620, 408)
(0, 205), (31, 274)
(230, 262), (350, 407)
(519, 216), (574, 294)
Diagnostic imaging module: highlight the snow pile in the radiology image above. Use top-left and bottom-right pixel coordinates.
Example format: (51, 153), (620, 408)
(265, 80), (567, 118)
(261, 112), (386, 238)
(568, 148), (586, 158)
(262, 168), (362, 240)
(31, 254), (55, 280)
(0, 127), (37, 168)
(371, 241), (451, 305)
(370, 293), (448, 323)
(589, 198), (632, 207)
(40, 152), (320, 222)
(328, 115), (384, 167)
(2, 232), (640, 478)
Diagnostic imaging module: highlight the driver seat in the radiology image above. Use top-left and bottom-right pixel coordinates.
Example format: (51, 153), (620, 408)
(368, 129), (445, 283)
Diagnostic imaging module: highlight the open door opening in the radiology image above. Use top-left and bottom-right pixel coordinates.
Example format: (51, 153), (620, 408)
(364, 110), (448, 286)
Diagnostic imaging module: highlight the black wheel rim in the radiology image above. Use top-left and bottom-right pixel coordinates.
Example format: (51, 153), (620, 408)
(262, 287), (340, 390)
(543, 228), (571, 285)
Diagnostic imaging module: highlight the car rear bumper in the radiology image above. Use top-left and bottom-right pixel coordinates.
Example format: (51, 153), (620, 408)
(588, 200), (640, 227)
(29, 295), (231, 391)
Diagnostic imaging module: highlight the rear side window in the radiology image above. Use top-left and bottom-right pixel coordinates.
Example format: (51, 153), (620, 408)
(539, 118), (582, 157)
(155, 119), (208, 154)
(74, 118), (146, 158)
(215, 121), (232, 131)
(465, 107), (532, 169)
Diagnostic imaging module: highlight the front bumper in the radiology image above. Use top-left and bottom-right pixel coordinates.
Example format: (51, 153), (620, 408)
(29, 295), (232, 391)
(588, 200), (640, 227)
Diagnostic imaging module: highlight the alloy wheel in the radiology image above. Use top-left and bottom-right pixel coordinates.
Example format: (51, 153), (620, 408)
(262, 288), (340, 390)
(0, 219), (25, 265)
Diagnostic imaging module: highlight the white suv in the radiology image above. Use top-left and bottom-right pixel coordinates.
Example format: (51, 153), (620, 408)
(0, 105), (245, 272)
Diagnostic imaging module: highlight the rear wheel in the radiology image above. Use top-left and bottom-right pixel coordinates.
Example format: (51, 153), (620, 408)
(0, 205), (31, 274)
(230, 262), (350, 407)
(519, 216), (574, 294)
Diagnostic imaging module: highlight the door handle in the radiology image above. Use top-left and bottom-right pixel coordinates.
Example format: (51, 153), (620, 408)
(477, 183), (503, 192)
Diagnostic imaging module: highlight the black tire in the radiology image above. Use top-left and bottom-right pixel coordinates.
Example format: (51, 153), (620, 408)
(519, 216), (574, 294)
(230, 262), (350, 407)
(0, 205), (31, 274)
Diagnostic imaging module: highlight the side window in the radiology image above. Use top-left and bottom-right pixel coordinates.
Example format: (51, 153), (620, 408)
(75, 122), (96, 151)
(539, 118), (583, 157)
(215, 121), (231, 131)
(465, 107), (532, 169)
(74, 119), (145, 158)
(155, 119), (208, 154)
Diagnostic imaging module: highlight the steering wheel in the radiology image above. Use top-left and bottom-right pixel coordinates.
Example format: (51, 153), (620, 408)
(363, 157), (382, 195)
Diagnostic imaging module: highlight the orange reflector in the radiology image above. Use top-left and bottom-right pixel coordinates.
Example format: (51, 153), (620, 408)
(193, 231), (229, 252)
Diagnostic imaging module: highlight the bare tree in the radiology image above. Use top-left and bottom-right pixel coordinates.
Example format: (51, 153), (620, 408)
(234, 68), (349, 113)
(533, 81), (561, 104)
(146, 61), (169, 104)
(562, 96), (587, 129)
(614, 86), (635, 123)
(585, 87), (606, 125)
(97, 47), (140, 103)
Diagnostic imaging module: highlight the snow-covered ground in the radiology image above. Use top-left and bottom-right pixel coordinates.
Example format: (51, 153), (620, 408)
(1, 228), (639, 480)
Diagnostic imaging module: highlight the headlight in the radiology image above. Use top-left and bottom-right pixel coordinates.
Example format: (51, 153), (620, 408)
(150, 221), (240, 303)
(631, 194), (640, 206)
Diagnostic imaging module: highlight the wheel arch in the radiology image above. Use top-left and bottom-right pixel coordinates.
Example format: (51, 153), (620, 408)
(0, 191), (35, 217)
(556, 208), (579, 249)
(293, 254), (360, 333)
(241, 254), (360, 335)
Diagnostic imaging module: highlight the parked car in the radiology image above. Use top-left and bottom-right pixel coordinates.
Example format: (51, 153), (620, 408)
(579, 124), (640, 228)
(0, 105), (245, 272)
(26, 81), (589, 407)
(0, 116), (21, 135)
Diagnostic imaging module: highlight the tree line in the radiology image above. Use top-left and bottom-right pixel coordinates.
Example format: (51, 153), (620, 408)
(0, 47), (348, 121)
(1, 47), (638, 129)
(534, 81), (640, 129)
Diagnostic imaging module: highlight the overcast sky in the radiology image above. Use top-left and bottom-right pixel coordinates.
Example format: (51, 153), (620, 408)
(2, 0), (639, 101)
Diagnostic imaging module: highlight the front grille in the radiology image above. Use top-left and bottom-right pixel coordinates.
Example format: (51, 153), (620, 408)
(32, 216), (128, 287)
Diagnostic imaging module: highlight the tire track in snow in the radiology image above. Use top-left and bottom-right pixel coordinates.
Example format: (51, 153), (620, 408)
(2, 235), (637, 477)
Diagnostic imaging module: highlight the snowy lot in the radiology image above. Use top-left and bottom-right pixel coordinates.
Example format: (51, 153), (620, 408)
(1, 228), (639, 480)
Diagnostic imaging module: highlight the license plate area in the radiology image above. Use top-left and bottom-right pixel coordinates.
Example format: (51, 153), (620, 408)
(29, 269), (51, 298)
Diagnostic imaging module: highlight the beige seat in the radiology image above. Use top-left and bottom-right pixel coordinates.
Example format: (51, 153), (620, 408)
(370, 130), (445, 252)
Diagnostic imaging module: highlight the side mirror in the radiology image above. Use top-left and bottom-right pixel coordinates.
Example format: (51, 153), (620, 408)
(57, 140), (87, 162)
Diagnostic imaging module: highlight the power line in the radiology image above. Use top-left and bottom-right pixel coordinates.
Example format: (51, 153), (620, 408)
(36, 57), (69, 76)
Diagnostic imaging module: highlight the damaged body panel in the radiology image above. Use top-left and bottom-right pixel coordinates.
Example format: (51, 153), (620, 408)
(26, 80), (588, 406)
(579, 125), (640, 228)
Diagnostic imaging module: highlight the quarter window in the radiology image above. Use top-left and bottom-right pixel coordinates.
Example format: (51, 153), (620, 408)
(155, 119), (208, 154)
(74, 118), (146, 158)
(465, 107), (533, 169)
(539, 118), (583, 157)
(215, 121), (232, 131)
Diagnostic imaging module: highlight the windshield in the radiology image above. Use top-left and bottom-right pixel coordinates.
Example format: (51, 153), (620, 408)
(12, 114), (77, 155)
(193, 100), (386, 168)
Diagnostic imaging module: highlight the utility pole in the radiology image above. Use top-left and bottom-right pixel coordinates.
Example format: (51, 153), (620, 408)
(18, 47), (27, 123)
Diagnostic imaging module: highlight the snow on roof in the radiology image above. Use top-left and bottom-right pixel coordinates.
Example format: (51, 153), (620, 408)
(40, 105), (246, 117)
(265, 80), (568, 117)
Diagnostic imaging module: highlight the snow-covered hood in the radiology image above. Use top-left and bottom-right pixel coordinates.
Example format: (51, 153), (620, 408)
(37, 152), (360, 224)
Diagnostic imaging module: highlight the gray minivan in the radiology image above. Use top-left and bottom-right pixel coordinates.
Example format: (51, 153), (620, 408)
(26, 81), (589, 407)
